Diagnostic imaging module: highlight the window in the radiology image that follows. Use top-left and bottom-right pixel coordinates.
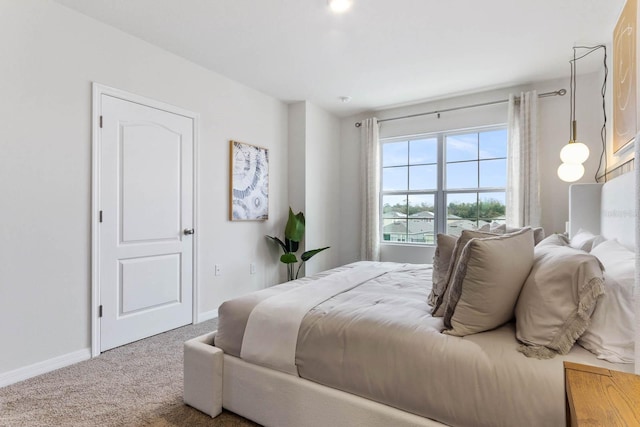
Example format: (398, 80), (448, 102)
(381, 127), (507, 245)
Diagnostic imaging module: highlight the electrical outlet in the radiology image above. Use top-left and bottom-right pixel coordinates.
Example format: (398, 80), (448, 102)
(215, 264), (221, 276)
(250, 263), (257, 275)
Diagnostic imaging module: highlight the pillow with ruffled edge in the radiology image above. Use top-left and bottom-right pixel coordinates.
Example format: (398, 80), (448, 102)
(428, 233), (458, 307)
(578, 239), (635, 363)
(442, 228), (534, 336)
(515, 243), (604, 359)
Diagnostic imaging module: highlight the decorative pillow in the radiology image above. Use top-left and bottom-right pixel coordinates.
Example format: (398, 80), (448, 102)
(431, 229), (500, 317)
(428, 233), (458, 307)
(569, 228), (601, 252)
(535, 233), (569, 249)
(578, 239), (635, 363)
(590, 235), (607, 250)
(480, 223), (545, 245)
(510, 226), (545, 246)
(515, 244), (605, 359)
(442, 228), (534, 336)
(479, 222), (506, 233)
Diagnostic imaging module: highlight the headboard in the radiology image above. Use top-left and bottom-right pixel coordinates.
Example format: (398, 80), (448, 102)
(570, 170), (638, 375)
(568, 171), (636, 250)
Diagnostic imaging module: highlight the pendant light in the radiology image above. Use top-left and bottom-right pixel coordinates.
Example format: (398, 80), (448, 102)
(328, 0), (352, 13)
(557, 48), (590, 182)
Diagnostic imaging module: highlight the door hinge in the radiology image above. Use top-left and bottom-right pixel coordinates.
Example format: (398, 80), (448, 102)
(98, 305), (103, 318)
(99, 115), (103, 128)
(99, 210), (103, 223)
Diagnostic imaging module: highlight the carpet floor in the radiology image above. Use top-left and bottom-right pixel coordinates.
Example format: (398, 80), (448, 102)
(0, 319), (259, 426)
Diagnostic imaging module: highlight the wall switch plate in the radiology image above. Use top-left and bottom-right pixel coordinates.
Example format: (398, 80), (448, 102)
(215, 264), (221, 276)
(250, 263), (256, 275)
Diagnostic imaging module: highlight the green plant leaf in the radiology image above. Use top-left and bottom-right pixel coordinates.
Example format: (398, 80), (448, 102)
(284, 207), (305, 242)
(280, 253), (298, 264)
(301, 246), (330, 261)
(285, 237), (299, 253)
(266, 235), (288, 253)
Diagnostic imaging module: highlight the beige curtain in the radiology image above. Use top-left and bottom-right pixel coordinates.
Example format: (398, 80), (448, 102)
(360, 118), (380, 261)
(506, 91), (541, 227)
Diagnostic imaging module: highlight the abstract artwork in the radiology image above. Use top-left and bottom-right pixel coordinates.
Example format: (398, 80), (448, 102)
(230, 140), (269, 220)
(613, 0), (637, 153)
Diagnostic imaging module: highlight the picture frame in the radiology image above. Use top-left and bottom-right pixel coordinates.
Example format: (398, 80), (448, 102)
(229, 140), (269, 221)
(613, 0), (637, 153)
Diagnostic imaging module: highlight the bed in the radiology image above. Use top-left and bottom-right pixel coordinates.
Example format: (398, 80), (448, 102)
(184, 171), (636, 427)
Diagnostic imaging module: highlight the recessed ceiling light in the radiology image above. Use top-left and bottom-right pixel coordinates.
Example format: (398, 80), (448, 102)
(328, 0), (353, 14)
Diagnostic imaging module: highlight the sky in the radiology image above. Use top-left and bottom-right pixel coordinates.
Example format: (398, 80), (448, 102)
(382, 129), (507, 193)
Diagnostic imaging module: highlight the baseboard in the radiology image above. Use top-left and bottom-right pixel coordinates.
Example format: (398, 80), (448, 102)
(197, 308), (218, 323)
(0, 348), (91, 388)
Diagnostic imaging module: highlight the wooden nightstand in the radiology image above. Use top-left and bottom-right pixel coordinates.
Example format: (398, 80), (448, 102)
(564, 361), (640, 426)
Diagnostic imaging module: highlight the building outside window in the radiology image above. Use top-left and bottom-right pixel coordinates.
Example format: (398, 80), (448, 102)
(381, 127), (507, 245)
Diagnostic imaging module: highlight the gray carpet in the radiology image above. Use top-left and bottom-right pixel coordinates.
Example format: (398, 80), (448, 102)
(0, 319), (260, 426)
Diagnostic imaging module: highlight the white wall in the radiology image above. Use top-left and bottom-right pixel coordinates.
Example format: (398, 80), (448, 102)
(0, 0), (289, 377)
(286, 101), (341, 277)
(339, 71), (610, 265)
(304, 102), (341, 275)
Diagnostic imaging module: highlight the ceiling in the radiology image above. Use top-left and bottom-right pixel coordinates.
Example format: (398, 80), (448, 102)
(53, 0), (624, 117)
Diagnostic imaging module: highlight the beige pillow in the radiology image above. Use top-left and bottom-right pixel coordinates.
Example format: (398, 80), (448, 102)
(535, 233), (569, 248)
(428, 234), (458, 307)
(508, 226), (545, 246)
(432, 229), (500, 317)
(481, 222), (546, 245)
(515, 244), (605, 359)
(442, 228), (534, 336)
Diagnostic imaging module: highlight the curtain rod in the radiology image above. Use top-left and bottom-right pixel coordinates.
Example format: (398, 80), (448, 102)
(354, 89), (566, 128)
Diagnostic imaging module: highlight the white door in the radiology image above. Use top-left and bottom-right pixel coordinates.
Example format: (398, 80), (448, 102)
(98, 94), (194, 352)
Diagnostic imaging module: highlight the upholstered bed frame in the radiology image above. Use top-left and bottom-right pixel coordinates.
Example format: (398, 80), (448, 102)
(184, 332), (443, 427)
(184, 171), (637, 427)
(568, 169), (635, 250)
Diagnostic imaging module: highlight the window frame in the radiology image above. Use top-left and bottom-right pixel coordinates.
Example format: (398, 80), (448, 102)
(379, 124), (507, 246)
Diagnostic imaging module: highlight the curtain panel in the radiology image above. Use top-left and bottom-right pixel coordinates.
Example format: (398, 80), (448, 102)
(360, 118), (381, 261)
(506, 91), (541, 228)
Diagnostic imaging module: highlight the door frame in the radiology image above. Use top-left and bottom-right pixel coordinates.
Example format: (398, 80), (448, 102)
(91, 83), (200, 357)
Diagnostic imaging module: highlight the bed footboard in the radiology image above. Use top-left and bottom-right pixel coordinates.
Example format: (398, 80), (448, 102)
(183, 331), (222, 417)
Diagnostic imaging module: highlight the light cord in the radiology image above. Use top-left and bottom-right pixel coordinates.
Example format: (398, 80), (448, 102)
(569, 45), (607, 182)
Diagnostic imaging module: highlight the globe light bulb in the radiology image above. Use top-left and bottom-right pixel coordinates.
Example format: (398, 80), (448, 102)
(557, 162), (585, 182)
(560, 141), (590, 164)
(328, 0), (353, 13)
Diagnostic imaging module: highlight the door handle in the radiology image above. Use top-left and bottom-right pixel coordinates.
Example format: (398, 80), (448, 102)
(183, 228), (195, 235)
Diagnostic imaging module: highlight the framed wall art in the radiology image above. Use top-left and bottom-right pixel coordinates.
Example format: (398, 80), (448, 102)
(229, 140), (269, 221)
(613, 0), (637, 153)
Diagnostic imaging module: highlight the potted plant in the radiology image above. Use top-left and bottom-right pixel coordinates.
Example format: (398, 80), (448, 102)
(266, 208), (330, 281)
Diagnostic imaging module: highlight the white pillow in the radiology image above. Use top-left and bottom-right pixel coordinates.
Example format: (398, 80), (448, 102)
(578, 239), (635, 363)
(590, 235), (607, 250)
(569, 228), (601, 252)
